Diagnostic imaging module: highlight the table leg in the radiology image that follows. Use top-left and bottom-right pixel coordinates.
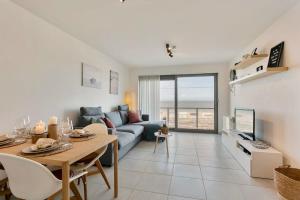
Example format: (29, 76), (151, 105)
(113, 140), (118, 198)
(154, 136), (158, 153)
(62, 162), (70, 200)
(166, 137), (169, 157)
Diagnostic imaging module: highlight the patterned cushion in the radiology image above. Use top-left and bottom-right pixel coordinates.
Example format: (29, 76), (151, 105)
(91, 117), (105, 124)
(78, 116), (93, 127)
(80, 107), (103, 116)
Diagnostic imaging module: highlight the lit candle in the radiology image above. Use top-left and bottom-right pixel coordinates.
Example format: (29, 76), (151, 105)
(48, 116), (58, 125)
(35, 121), (45, 134)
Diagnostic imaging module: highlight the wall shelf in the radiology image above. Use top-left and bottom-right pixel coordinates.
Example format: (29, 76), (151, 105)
(229, 67), (288, 85)
(232, 54), (269, 70)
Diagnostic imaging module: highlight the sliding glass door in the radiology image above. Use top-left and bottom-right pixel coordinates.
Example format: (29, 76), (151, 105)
(177, 75), (217, 131)
(159, 74), (218, 133)
(160, 76), (175, 128)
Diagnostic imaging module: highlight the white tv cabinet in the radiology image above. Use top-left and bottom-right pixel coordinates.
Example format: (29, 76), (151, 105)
(222, 129), (283, 179)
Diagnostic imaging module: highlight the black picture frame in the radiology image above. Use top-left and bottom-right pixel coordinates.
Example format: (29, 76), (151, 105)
(230, 70), (237, 81)
(267, 42), (284, 68)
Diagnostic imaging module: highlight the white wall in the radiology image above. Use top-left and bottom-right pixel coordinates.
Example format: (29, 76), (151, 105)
(0, 0), (129, 131)
(230, 2), (300, 167)
(130, 64), (230, 132)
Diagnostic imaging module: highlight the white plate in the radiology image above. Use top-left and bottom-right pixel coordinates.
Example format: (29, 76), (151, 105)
(0, 138), (14, 146)
(69, 133), (95, 138)
(0, 136), (9, 142)
(22, 144), (60, 154)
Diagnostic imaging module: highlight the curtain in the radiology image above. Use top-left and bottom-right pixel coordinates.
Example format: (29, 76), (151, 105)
(138, 75), (160, 121)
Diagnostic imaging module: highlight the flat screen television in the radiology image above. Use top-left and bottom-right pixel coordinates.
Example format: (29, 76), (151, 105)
(235, 108), (255, 141)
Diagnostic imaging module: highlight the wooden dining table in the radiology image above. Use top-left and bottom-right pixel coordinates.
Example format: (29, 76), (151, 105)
(0, 134), (119, 200)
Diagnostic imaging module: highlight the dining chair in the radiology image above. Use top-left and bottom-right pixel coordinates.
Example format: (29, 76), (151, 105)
(0, 153), (87, 200)
(71, 123), (111, 200)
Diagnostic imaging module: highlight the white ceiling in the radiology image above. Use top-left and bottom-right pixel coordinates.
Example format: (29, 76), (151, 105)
(12, 0), (298, 67)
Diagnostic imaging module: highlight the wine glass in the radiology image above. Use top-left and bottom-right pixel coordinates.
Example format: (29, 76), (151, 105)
(67, 117), (74, 131)
(13, 116), (30, 138)
(23, 116), (31, 138)
(59, 118), (73, 142)
(12, 127), (21, 139)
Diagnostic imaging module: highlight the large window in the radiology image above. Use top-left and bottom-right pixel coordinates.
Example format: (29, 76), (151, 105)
(160, 79), (175, 128)
(159, 74), (218, 132)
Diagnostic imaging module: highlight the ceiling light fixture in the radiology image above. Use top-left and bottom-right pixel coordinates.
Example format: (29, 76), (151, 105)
(166, 43), (176, 58)
(120, 0), (125, 3)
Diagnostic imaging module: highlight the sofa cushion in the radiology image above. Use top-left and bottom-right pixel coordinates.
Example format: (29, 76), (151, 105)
(116, 131), (135, 149)
(78, 116), (106, 127)
(132, 121), (163, 141)
(101, 117), (115, 128)
(133, 120), (163, 126)
(80, 107), (104, 117)
(90, 117), (105, 124)
(116, 125), (144, 136)
(105, 111), (123, 127)
(119, 111), (129, 125)
(118, 104), (129, 111)
(128, 111), (142, 123)
(132, 121), (150, 125)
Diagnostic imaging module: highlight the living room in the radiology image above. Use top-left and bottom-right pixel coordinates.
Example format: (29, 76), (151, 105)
(0, 0), (299, 200)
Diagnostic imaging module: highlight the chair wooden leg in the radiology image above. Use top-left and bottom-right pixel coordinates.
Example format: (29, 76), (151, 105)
(47, 181), (83, 200)
(95, 160), (111, 189)
(82, 175), (88, 200)
(70, 181), (83, 200)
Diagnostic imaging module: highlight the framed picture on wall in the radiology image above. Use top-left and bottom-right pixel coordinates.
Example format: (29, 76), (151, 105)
(267, 41), (284, 68)
(110, 70), (119, 95)
(82, 63), (102, 89)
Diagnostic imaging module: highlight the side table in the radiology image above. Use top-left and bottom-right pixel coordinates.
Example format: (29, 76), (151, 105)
(153, 132), (172, 157)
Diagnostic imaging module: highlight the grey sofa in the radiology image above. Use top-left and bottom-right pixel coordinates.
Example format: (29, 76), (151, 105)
(77, 105), (162, 166)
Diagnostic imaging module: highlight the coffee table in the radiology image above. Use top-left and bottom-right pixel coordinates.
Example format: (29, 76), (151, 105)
(153, 132), (172, 157)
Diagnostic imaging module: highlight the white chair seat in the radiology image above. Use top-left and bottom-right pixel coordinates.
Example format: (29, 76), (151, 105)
(0, 153), (87, 200)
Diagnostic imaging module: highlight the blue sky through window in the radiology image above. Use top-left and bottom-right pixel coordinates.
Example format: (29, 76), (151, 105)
(160, 76), (214, 102)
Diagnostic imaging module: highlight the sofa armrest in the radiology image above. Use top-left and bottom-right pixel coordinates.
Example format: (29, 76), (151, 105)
(107, 128), (117, 135)
(142, 114), (149, 121)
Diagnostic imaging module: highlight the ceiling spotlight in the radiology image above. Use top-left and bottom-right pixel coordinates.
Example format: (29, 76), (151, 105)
(120, 0), (125, 3)
(166, 43), (176, 58)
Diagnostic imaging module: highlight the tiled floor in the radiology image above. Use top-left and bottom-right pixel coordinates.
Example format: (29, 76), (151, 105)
(4, 132), (279, 200)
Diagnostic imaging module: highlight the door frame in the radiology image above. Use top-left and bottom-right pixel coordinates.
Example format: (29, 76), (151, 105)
(160, 73), (218, 133)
